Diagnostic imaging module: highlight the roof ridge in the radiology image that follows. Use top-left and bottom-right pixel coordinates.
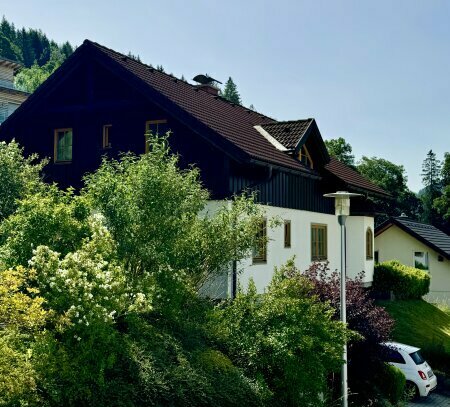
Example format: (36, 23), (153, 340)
(263, 118), (314, 125)
(84, 39), (275, 122)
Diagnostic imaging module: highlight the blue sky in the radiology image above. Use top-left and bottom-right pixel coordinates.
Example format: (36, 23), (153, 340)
(3, 0), (450, 191)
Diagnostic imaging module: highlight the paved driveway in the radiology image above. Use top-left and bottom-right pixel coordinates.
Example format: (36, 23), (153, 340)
(407, 392), (449, 407)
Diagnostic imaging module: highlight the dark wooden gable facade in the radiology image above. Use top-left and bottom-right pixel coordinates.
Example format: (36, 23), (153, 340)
(0, 40), (388, 214)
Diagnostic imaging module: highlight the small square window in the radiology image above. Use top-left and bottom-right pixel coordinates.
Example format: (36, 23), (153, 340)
(284, 220), (291, 248)
(414, 251), (429, 270)
(54, 128), (73, 162)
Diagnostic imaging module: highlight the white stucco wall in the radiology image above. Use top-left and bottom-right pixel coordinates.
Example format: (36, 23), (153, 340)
(375, 225), (450, 305)
(203, 201), (374, 295)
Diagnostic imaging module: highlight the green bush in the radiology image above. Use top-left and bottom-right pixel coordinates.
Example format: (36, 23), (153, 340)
(421, 341), (450, 375)
(374, 363), (406, 404)
(373, 261), (430, 299)
(213, 266), (351, 407)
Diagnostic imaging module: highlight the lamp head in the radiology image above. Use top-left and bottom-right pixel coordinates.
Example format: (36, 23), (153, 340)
(323, 191), (362, 216)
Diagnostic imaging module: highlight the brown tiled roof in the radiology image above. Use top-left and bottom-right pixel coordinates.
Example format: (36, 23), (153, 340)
(325, 157), (390, 197)
(261, 119), (312, 150)
(86, 40), (315, 174)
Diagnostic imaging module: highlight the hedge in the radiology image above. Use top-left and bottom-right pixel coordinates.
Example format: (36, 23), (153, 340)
(375, 363), (406, 404)
(373, 261), (430, 299)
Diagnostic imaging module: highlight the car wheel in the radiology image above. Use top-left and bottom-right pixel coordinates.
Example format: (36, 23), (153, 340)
(405, 381), (419, 400)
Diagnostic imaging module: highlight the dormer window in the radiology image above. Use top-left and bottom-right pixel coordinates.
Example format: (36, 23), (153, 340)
(298, 145), (313, 169)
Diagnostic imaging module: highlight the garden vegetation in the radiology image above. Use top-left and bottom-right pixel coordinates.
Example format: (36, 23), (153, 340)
(0, 137), (355, 407)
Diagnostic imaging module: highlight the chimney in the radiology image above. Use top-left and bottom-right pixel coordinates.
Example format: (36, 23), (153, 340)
(192, 74), (222, 96)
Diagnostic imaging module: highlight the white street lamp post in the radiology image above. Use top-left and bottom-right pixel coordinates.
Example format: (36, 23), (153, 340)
(323, 191), (362, 407)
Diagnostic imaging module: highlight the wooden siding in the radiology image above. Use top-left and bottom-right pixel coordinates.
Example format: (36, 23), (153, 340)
(230, 166), (334, 214)
(0, 64), (14, 83)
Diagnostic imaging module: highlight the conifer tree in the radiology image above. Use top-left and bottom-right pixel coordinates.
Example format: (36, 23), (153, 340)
(222, 77), (241, 104)
(421, 150), (442, 224)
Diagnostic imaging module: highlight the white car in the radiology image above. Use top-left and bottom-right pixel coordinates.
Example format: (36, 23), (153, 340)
(382, 342), (437, 398)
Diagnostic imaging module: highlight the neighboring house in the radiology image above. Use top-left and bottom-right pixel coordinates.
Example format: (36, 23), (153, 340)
(0, 57), (29, 124)
(375, 216), (450, 304)
(0, 40), (389, 297)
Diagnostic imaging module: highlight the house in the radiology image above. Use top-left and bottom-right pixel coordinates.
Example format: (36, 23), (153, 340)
(0, 40), (389, 297)
(375, 216), (450, 304)
(0, 57), (29, 124)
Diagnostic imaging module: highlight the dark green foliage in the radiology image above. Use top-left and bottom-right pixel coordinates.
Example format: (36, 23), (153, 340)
(0, 15), (74, 68)
(421, 341), (450, 376)
(357, 156), (422, 225)
(374, 364), (406, 405)
(373, 261), (430, 299)
(324, 137), (355, 167)
(421, 150), (442, 225)
(222, 77), (242, 105)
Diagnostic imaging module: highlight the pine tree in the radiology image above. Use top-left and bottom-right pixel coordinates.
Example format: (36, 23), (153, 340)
(421, 150), (442, 224)
(222, 77), (241, 104)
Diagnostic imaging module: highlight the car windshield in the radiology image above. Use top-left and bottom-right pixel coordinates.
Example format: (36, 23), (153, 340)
(409, 351), (425, 365)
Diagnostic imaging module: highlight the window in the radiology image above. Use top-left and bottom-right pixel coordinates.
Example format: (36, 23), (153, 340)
(409, 351), (425, 365)
(366, 227), (374, 260)
(383, 348), (406, 364)
(311, 224), (327, 261)
(374, 250), (379, 264)
(145, 120), (168, 153)
(102, 125), (112, 149)
(284, 220), (291, 248)
(54, 128), (73, 162)
(298, 145), (313, 169)
(414, 251), (429, 270)
(253, 219), (267, 263)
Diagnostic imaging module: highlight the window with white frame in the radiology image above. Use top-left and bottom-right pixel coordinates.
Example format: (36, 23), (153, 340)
(414, 251), (429, 270)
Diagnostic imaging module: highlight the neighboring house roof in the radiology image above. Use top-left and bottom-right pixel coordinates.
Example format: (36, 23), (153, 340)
(0, 39), (388, 197)
(260, 119), (313, 150)
(376, 216), (450, 259)
(324, 157), (389, 197)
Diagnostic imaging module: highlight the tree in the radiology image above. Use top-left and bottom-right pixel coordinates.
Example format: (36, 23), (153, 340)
(357, 156), (421, 223)
(0, 133), (268, 406)
(441, 152), (450, 187)
(83, 134), (263, 301)
(324, 137), (355, 167)
(15, 46), (65, 92)
(433, 152), (450, 228)
(421, 150), (442, 224)
(213, 261), (349, 406)
(303, 261), (395, 405)
(0, 140), (46, 221)
(222, 77), (242, 105)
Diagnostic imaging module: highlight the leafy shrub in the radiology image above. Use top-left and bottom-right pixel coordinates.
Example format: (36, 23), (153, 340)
(0, 140), (46, 221)
(303, 261), (395, 406)
(373, 260), (430, 299)
(374, 363), (406, 405)
(0, 186), (91, 268)
(213, 263), (350, 407)
(0, 266), (51, 406)
(421, 341), (450, 375)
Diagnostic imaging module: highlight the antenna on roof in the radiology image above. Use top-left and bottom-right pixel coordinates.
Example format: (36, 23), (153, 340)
(192, 74), (222, 85)
(192, 74), (222, 96)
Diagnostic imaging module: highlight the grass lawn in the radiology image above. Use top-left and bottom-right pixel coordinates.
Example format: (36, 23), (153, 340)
(378, 299), (450, 353)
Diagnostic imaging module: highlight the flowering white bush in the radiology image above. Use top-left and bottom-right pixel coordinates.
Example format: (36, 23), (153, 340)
(30, 216), (153, 334)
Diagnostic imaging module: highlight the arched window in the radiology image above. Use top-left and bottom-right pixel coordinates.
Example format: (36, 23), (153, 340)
(366, 227), (373, 260)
